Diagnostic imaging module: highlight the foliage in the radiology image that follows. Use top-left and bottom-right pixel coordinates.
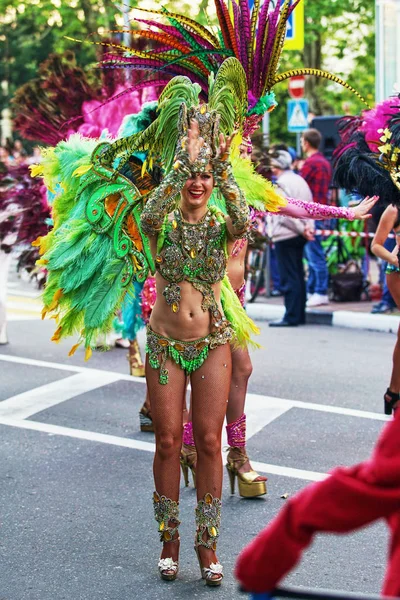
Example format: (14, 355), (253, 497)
(0, 1), (212, 116)
(0, 0), (374, 146)
(269, 0), (375, 146)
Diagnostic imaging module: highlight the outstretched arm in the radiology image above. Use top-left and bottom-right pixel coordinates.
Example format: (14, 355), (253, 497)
(279, 195), (379, 221)
(236, 411), (400, 595)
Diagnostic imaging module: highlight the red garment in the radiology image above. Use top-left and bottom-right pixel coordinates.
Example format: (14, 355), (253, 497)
(300, 153), (332, 205)
(235, 411), (400, 596)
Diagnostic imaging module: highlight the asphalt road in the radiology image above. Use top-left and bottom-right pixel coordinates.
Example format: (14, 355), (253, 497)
(0, 280), (396, 600)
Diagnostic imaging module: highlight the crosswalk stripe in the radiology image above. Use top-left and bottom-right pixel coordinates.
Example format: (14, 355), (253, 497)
(0, 371), (122, 420)
(0, 417), (327, 482)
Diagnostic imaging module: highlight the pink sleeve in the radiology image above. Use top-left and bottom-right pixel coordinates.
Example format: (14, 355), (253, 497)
(279, 197), (355, 221)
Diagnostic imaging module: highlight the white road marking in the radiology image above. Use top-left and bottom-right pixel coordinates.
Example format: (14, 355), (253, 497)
(0, 353), (144, 382)
(0, 352), (389, 481)
(245, 393), (391, 424)
(7, 296), (42, 320)
(0, 354), (391, 433)
(0, 371), (122, 419)
(0, 417), (326, 482)
(7, 289), (41, 299)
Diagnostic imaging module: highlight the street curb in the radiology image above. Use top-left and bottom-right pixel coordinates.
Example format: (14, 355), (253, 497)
(246, 303), (400, 333)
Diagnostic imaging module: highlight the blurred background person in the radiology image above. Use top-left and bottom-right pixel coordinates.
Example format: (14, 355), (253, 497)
(300, 128), (331, 307)
(268, 150), (314, 327)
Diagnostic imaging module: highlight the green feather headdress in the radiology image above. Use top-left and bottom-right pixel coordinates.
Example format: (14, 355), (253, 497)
(97, 57), (248, 174)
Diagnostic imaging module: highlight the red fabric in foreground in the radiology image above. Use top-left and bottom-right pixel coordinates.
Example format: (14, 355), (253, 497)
(235, 411), (400, 595)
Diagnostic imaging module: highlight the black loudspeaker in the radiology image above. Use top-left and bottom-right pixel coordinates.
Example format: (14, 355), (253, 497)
(309, 115), (343, 161)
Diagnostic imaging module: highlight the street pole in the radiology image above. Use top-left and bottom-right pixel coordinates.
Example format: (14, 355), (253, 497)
(296, 132), (301, 157)
(117, 2), (132, 48)
(262, 111), (270, 149)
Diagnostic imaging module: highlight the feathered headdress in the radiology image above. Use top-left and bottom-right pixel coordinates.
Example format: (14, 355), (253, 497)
(334, 95), (400, 208)
(91, 0), (369, 138)
(97, 56), (247, 173)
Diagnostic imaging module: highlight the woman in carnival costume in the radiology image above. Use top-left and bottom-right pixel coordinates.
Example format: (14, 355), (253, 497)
(94, 0), (378, 498)
(34, 54), (376, 584)
(334, 95), (400, 415)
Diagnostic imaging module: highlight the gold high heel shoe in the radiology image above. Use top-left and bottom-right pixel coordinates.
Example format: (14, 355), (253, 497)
(226, 447), (267, 498)
(139, 405), (154, 433)
(153, 492), (180, 581)
(127, 338), (145, 377)
(180, 444), (197, 487)
(194, 493), (223, 587)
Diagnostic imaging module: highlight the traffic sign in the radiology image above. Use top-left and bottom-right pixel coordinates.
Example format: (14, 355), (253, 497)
(287, 99), (309, 132)
(229, 1), (304, 50)
(288, 75), (306, 99)
(283, 0), (304, 51)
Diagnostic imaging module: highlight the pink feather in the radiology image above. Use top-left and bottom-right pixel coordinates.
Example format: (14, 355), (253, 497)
(361, 96), (400, 152)
(254, 0), (272, 94)
(238, 0), (251, 43)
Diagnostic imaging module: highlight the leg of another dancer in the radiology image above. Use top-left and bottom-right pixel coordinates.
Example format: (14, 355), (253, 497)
(385, 274), (400, 413)
(191, 343), (231, 583)
(225, 346), (267, 497)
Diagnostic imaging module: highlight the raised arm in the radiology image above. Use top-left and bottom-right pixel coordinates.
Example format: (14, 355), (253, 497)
(140, 156), (190, 237)
(212, 133), (250, 238)
(140, 120), (207, 236)
(278, 195), (379, 221)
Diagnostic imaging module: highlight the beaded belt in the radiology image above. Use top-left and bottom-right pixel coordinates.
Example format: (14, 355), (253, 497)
(146, 324), (233, 384)
(386, 264), (400, 274)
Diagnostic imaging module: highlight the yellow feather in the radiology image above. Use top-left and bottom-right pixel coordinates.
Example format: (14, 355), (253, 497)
(72, 164), (92, 177)
(29, 164), (44, 178)
(68, 342), (81, 357)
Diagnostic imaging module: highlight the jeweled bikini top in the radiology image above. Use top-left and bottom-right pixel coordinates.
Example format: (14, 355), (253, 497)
(155, 208), (228, 323)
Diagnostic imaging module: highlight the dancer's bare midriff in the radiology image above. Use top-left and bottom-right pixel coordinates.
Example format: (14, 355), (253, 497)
(149, 274), (223, 340)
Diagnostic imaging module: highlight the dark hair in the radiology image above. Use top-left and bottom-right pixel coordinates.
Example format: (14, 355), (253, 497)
(270, 142), (289, 153)
(302, 128), (322, 150)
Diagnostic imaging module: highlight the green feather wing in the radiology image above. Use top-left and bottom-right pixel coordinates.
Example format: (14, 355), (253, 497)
(38, 137), (156, 356)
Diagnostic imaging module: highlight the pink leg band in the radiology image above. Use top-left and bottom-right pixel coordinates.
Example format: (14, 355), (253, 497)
(183, 421), (195, 446)
(226, 413), (246, 447)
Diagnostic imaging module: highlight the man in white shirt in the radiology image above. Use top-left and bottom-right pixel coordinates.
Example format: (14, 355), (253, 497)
(269, 150), (314, 327)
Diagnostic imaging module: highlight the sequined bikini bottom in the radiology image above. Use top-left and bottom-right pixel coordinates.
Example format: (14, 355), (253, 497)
(146, 324), (233, 384)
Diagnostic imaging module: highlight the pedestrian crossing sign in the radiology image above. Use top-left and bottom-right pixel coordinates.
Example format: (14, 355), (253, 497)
(287, 99), (309, 132)
(284, 0), (304, 50)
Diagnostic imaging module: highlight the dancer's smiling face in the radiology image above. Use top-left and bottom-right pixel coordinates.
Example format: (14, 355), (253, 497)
(181, 164), (214, 210)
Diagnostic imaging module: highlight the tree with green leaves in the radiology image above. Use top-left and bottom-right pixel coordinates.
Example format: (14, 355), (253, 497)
(269, 0), (375, 145)
(0, 1), (212, 115)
